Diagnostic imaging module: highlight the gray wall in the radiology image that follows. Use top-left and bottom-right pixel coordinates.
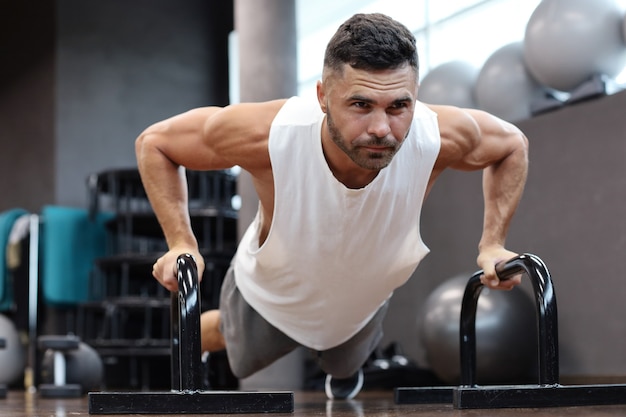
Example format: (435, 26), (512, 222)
(3, 0), (626, 381)
(1, 0), (232, 211)
(0, 2), (56, 212)
(384, 91), (626, 378)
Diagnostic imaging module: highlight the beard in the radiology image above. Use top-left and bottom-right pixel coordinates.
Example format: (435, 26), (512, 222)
(326, 109), (406, 171)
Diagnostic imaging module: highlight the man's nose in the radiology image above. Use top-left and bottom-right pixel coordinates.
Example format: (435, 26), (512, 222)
(367, 110), (392, 138)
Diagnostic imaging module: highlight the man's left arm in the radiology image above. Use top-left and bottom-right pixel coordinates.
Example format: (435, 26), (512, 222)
(431, 104), (529, 289)
(462, 108), (529, 289)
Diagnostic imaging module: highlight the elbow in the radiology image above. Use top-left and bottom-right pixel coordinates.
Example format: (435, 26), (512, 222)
(135, 129), (151, 168)
(515, 131), (529, 162)
(135, 130), (146, 161)
(135, 123), (163, 158)
(135, 126), (181, 173)
(135, 127), (166, 170)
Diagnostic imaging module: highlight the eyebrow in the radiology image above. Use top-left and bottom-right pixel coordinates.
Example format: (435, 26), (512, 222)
(348, 95), (413, 106)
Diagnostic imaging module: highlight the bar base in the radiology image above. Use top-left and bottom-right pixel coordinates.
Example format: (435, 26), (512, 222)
(88, 390), (294, 414)
(394, 386), (452, 404)
(453, 383), (626, 409)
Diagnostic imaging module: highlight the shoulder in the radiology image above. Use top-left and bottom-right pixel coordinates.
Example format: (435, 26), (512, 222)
(211, 99), (289, 134)
(423, 103), (527, 172)
(205, 99), (289, 172)
(271, 96), (324, 126)
(424, 103), (479, 138)
(423, 104), (480, 169)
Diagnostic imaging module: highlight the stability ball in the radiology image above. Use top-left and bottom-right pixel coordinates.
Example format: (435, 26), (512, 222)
(418, 61), (478, 108)
(419, 275), (537, 385)
(0, 314), (25, 385)
(474, 42), (545, 122)
(41, 341), (104, 392)
(623, 10), (626, 44)
(523, 0), (626, 92)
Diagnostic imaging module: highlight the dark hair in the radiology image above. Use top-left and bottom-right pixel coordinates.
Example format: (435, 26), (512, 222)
(323, 13), (418, 75)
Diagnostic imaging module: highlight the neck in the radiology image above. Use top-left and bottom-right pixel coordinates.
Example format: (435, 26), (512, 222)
(321, 125), (379, 189)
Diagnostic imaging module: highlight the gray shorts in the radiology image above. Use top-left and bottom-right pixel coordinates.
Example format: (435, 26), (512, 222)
(219, 265), (388, 379)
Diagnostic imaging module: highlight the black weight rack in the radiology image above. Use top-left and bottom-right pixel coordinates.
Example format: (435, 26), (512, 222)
(81, 168), (238, 390)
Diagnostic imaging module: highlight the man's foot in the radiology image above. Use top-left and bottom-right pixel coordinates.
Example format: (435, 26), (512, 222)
(324, 369), (364, 400)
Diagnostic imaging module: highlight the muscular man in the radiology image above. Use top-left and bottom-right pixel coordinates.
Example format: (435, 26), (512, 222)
(138, 13), (528, 400)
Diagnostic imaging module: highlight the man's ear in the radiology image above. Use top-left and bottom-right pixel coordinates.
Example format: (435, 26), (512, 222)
(316, 80), (327, 113)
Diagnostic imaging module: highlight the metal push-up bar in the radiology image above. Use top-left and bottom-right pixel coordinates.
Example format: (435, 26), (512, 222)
(88, 254), (294, 414)
(396, 253), (626, 409)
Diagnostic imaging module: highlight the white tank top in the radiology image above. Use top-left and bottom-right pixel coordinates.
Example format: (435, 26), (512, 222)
(234, 96), (441, 350)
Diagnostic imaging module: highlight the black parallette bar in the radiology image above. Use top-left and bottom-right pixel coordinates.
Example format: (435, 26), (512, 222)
(89, 391), (295, 414)
(40, 384), (82, 398)
(454, 384), (626, 409)
(171, 253), (203, 391)
(394, 387), (453, 404)
(88, 254), (294, 414)
(460, 253), (559, 387)
(396, 253), (626, 409)
(38, 335), (81, 351)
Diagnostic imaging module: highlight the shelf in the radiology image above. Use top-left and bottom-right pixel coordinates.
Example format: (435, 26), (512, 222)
(82, 168), (239, 390)
(94, 251), (232, 273)
(88, 168), (239, 212)
(106, 209), (238, 242)
(88, 338), (171, 357)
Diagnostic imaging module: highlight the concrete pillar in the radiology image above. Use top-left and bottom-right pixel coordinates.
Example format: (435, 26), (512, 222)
(233, 0), (303, 390)
(234, 0), (298, 240)
(235, 0), (297, 102)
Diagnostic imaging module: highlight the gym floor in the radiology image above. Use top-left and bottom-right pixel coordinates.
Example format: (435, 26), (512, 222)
(4, 390), (626, 417)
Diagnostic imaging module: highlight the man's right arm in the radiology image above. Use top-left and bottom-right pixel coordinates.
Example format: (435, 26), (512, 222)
(135, 100), (287, 290)
(136, 107), (234, 290)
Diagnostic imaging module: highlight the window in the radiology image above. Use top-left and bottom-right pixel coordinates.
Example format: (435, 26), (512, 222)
(296, 0), (626, 97)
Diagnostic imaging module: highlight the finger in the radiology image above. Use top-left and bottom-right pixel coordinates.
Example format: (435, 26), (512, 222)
(491, 274), (522, 291)
(503, 274), (523, 290)
(480, 273), (500, 288)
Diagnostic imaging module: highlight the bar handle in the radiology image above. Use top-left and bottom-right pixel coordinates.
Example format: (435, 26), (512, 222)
(170, 253), (203, 392)
(460, 253), (559, 387)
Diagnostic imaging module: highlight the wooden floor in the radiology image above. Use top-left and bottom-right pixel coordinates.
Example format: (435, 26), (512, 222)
(4, 389), (626, 417)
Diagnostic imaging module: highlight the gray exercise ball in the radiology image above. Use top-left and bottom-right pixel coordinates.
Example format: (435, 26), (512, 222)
(523, 0), (626, 92)
(41, 341), (104, 392)
(0, 314), (25, 385)
(623, 10), (626, 45)
(418, 61), (478, 108)
(419, 275), (537, 385)
(474, 42), (545, 122)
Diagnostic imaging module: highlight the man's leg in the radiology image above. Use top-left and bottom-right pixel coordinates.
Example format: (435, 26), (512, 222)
(200, 309), (226, 352)
(318, 301), (389, 399)
(216, 265), (300, 378)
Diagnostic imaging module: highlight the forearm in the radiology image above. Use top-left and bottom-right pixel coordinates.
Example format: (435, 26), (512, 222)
(479, 135), (528, 250)
(136, 133), (198, 251)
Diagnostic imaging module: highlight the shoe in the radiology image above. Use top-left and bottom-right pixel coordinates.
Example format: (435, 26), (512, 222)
(325, 369), (364, 400)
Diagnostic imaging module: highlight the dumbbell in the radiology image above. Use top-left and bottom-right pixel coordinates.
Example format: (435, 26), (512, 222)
(38, 335), (83, 398)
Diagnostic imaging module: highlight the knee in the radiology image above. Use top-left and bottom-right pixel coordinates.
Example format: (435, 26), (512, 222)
(317, 354), (364, 378)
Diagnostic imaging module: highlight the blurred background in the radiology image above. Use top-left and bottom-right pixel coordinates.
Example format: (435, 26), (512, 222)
(1, 0), (626, 394)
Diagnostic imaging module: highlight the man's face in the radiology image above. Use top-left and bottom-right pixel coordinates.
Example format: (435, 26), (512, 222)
(317, 64), (418, 171)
